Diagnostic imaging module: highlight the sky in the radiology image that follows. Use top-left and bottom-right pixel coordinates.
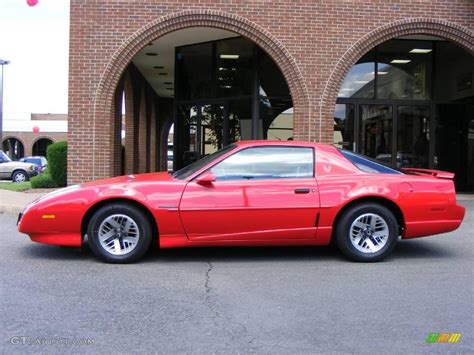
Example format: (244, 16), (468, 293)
(0, 0), (69, 131)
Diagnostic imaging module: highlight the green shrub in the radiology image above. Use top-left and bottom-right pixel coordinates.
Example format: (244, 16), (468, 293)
(30, 173), (57, 189)
(47, 141), (67, 187)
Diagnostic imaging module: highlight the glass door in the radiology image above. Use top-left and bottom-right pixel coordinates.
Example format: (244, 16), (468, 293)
(396, 105), (431, 168)
(434, 103), (473, 191)
(358, 104), (393, 164)
(334, 104), (355, 150)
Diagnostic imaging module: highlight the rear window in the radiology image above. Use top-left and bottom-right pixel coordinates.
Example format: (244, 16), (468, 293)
(339, 149), (403, 175)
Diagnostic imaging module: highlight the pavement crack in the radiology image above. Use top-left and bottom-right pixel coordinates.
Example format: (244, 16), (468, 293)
(203, 261), (257, 351)
(204, 261), (220, 325)
(204, 261), (213, 301)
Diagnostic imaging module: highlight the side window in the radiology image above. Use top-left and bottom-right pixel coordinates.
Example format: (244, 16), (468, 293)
(211, 146), (314, 181)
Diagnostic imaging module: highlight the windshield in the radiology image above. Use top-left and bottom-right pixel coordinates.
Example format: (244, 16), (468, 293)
(172, 144), (237, 180)
(0, 151), (12, 163)
(339, 149), (404, 175)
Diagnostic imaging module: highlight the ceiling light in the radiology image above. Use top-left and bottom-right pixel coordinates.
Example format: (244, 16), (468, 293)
(355, 80), (369, 84)
(220, 54), (239, 59)
(146, 52), (158, 56)
(390, 59), (411, 64)
(377, 71), (388, 75)
(409, 48), (432, 54)
(340, 88), (354, 91)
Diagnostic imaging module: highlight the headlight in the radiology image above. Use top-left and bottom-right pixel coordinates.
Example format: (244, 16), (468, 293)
(29, 165), (34, 171)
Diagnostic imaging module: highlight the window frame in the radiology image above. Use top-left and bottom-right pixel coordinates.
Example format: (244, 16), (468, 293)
(199, 145), (316, 182)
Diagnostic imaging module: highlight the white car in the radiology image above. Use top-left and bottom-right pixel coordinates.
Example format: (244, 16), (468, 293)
(0, 150), (38, 182)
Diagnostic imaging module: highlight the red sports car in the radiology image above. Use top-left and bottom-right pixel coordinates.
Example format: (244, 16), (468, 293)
(18, 141), (465, 263)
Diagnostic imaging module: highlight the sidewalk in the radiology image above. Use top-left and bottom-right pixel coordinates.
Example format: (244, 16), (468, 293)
(1, 189), (473, 215)
(0, 189), (49, 214)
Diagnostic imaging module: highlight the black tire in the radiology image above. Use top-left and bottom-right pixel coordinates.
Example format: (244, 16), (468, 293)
(335, 203), (398, 262)
(87, 203), (152, 263)
(12, 170), (29, 183)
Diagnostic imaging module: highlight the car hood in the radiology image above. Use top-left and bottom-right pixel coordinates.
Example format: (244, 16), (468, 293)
(23, 172), (177, 210)
(79, 171), (174, 188)
(1, 161), (35, 169)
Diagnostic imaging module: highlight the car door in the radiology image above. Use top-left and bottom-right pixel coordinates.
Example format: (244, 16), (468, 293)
(179, 146), (320, 241)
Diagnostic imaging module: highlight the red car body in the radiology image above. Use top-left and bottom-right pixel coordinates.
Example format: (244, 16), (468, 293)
(18, 141), (465, 252)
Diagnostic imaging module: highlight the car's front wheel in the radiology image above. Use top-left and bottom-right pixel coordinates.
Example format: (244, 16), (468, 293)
(12, 170), (28, 183)
(335, 203), (398, 262)
(87, 203), (153, 263)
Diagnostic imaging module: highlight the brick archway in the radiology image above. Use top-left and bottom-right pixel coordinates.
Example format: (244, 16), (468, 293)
(319, 18), (474, 142)
(2, 136), (26, 159)
(91, 10), (309, 180)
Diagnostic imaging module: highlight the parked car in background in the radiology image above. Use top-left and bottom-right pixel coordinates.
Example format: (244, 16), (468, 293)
(167, 145), (173, 171)
(20, 156), (48, 173)
(0, 150), (38, 182)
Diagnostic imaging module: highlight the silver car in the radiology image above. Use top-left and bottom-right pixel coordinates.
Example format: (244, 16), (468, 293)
(0, 150), (38, 182)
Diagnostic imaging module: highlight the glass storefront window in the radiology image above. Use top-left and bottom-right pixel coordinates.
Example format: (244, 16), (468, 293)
(259, 49), (291, 98)
(216, 38), (254, 98)
(397, 106), (430, 168)
(176, 42), (213, 100)
(358, 105), (393, 163)
(338, 53), (375, 99)
(335, 37), (473, 191)
(259, 98), (293, 140)
(174, 35), (293, 169)
(377, 40), (432, 100)
(334, 104), (355, 150)
(267, 108), (294, 141)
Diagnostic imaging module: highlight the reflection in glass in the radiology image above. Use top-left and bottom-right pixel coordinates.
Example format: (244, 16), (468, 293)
(267, 108), (294, 141)
(175, 36), (293, 168)
(397, 106), (430, 168)
(358, 105), (393, 163)
(334, 104), (355, 150)
(216, 38), (253, 97)
(211, 147), (314, 180)
(176, 42), (213, 100)
(435, 104), (473, 191)
(260, 98), (293, 140)
(377, 40), (432, 100)
(338, 52), (375, 99)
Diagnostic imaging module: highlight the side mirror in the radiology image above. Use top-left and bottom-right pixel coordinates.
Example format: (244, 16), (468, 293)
(196, 171), (216, 186)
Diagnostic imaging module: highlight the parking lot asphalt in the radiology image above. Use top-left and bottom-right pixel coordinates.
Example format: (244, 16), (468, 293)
(1, 202), (473, 354)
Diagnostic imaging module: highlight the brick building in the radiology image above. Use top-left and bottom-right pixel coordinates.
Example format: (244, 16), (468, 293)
(2, 114), (68, 159)
(68, 1), (473, 191)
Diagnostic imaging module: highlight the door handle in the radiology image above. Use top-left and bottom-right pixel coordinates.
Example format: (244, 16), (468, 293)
(294, 188), (311, 194)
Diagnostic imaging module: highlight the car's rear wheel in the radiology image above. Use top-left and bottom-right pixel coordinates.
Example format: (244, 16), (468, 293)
(12, 170), (28, 183)
(335, 203), (398, 262)
(87, 203), (152, 263)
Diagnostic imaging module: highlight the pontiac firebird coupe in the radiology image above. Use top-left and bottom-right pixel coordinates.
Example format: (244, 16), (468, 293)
(18, 141), (465, 263)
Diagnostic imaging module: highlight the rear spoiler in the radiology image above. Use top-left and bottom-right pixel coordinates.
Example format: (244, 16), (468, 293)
(402, 168), (455, 179)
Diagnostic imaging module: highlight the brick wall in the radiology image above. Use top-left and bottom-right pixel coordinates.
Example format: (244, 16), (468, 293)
(69, 0), (474, 184)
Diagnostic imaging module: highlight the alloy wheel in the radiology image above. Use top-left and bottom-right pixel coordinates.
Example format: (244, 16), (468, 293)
(98, 214), (140, 256)
(349, 213), (389, 254)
